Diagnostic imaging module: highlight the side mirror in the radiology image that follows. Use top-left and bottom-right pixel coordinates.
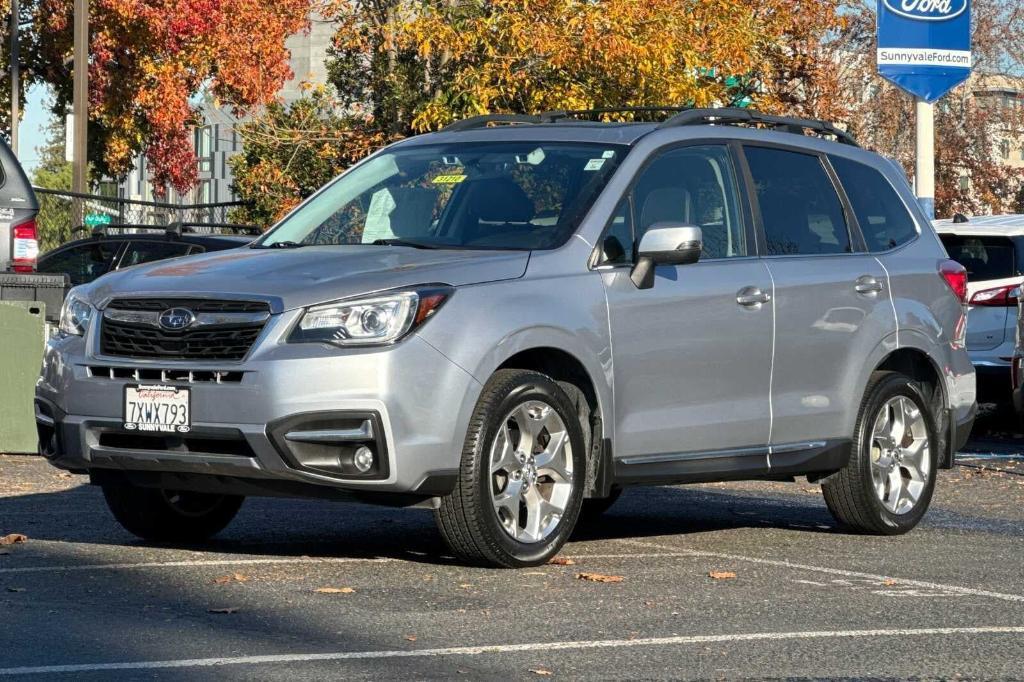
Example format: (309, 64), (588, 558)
(630, 223), (702, 290)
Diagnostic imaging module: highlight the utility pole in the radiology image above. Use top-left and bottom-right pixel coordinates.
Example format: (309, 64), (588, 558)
(915, 98), (935, 220)
(71, 0), (88, 224)
(9, 0), (18, 155)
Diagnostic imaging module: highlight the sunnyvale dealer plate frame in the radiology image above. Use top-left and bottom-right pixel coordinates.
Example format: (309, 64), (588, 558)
(123, 384), (192, 433)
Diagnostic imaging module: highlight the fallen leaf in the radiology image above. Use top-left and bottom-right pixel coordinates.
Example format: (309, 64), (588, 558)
(708, 571), (737, 580)
(548, 557), (576, 566)
(207, 607), (238, 614)
(458, 583), (474, 589)
(314, 587), (356, 594)
(530, 668), (554, 676)
(405, 635), (417, 642)
(6, 587), (25, 593)
(0, 534), (27, 546)
(882, 579), (898, 586)
(576, 572), (624, 583)
(213, 572), (249, 584)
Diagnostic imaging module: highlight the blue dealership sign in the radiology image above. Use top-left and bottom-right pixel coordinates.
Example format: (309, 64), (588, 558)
(877, 0), (972, 102)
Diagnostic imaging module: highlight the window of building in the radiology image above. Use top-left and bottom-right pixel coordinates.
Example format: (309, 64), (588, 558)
(744, 146), (850, 256)
(829, 155), (917, 252)
(194, 125), (213, 173)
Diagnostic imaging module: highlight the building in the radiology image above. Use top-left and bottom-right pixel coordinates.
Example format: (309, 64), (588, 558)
(115, 16), (335, 208)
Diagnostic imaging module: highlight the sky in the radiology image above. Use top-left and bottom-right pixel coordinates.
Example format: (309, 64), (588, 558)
(17, 83), (53, 177)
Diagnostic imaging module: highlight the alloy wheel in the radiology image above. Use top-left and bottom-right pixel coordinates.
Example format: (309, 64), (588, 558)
(489, 399), (574, 543)
(869, 396), (931, 515)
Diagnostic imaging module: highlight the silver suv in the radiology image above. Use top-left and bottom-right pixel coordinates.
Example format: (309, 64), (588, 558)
(36, 108), (977, 567)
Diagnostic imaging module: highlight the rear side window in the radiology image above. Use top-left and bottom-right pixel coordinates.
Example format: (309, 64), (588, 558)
(939, 234), (1019, 281)
(744, 146), (850, 256)
(121, 241), (194, 268)
(829, 156), (917, 251)
(36, 242), (120, 286)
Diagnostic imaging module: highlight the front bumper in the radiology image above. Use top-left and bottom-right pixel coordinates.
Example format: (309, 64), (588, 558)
(35, 324), (481, 500)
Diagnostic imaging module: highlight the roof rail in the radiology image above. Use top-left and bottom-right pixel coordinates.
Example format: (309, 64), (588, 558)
(658, 107), (858, 146)
(538, 106), (693, 122)
(441, 114), (543, 132)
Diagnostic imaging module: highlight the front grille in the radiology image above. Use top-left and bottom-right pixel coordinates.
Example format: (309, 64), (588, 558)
(107, 298), (269, 313)
(100, 298), (269, 361)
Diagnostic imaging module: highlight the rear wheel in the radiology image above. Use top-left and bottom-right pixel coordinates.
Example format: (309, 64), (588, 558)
(103, 484), (244, 542)
(436, 370), (587, 567)
(822, 372), (938, 534)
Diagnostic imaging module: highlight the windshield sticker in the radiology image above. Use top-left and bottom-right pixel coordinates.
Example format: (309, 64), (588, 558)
(584, 158), (606, 171)
(601, 150), (616, 158)
(432, 174), (467, 184)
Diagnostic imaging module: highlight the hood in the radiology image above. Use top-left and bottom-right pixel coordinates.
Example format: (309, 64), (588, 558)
(87, 245), (530, 312)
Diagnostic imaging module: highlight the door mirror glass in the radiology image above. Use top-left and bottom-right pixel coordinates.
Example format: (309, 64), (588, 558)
(631, 223), (702, 289)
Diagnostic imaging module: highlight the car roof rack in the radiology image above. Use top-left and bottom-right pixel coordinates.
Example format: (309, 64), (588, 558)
(657, 107), (859, 147)
(538, 106), (693, 122)
(82, 222), (262, 239)
(441, 114), (544, 132)
(440, 106), (858, 146)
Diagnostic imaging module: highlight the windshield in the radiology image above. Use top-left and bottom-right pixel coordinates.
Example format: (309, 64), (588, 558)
(257, 142), (627, 250)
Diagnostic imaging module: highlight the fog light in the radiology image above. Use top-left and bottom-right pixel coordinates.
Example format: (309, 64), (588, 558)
(353, 445), (375, 473)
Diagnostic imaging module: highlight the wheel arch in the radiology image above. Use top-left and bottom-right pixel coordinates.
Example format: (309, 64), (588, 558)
(870, 341), (954, 467)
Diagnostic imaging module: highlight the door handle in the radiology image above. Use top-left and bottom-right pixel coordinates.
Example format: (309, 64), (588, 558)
(855, 275), (884, 295)
(736, 286), (771, 307)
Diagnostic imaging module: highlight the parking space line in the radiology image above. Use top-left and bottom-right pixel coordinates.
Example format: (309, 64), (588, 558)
(621, 539), (1024, 603)
(2, 626), (1022, 676)
(0, 552), (694, 575)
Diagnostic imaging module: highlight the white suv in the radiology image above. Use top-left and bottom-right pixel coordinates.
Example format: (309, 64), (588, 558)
(935, 214), (1024, 409)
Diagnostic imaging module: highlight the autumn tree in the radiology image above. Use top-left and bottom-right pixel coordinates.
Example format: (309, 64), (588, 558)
(836, 0), (1024, 217)
(30, 0), (313, 193)
(232, 0), (847, 224)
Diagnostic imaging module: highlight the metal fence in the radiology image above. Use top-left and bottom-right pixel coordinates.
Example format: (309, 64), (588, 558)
(33, 188), (261, 251)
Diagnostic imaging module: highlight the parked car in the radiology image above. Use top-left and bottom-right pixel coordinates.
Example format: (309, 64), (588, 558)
(36, 108), (976, 568)
(934, 214), (1024, 409)
(36, 225), (256, 286)
(0, 138), (40, 272)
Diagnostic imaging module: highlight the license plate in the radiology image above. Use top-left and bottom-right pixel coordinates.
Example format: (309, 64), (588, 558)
(123, 385), (191, 433)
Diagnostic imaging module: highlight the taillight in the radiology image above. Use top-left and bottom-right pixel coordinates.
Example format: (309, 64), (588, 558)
(938, 259), (968, 304)
(11, 218), (39, 272)
(969, 284), (1020, 307)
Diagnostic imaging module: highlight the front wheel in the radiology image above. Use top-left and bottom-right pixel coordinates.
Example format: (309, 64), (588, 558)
(822, 372), (938, 535)
(435, 370), (587, 567)
(103, 484), (244, 542)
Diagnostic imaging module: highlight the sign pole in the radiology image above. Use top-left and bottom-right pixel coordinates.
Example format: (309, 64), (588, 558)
(915, 97), (935, 219)
(9, 0), (18, 156)
(71, 0), (89, 226)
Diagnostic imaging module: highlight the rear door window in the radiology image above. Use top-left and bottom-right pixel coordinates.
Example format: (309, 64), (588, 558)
(938, 235), (1018, 281)
(743, 146), (851, 256)
(36, 242), (121, 286)
(829, 156), (917, 251)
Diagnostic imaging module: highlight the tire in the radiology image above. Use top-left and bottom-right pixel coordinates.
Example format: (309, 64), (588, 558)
(579, 487), (623, 523)
(103, 484), (244, 542)
(822, 372), (939, 535)
(435, 369), (587, 567)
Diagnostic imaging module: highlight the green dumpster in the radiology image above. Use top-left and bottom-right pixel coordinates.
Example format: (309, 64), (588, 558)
(0, 301), (46, 454)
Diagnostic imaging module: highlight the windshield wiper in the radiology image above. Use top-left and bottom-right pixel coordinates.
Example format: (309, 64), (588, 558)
(252, 240), (306, 249)
(371, 238), (441, 250)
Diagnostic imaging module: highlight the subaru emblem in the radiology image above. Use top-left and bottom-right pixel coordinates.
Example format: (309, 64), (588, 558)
(158, 307), (196, 331)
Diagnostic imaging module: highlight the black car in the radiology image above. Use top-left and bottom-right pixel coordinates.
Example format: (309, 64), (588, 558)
(36, 226), (254, 286)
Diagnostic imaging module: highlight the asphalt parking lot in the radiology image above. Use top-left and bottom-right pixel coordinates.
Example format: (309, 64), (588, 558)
(2, 426), (1022, 679)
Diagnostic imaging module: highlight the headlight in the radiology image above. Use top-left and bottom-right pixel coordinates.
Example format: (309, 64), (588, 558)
(289, 286), (452, 347)
(59, 291), (94, 337)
